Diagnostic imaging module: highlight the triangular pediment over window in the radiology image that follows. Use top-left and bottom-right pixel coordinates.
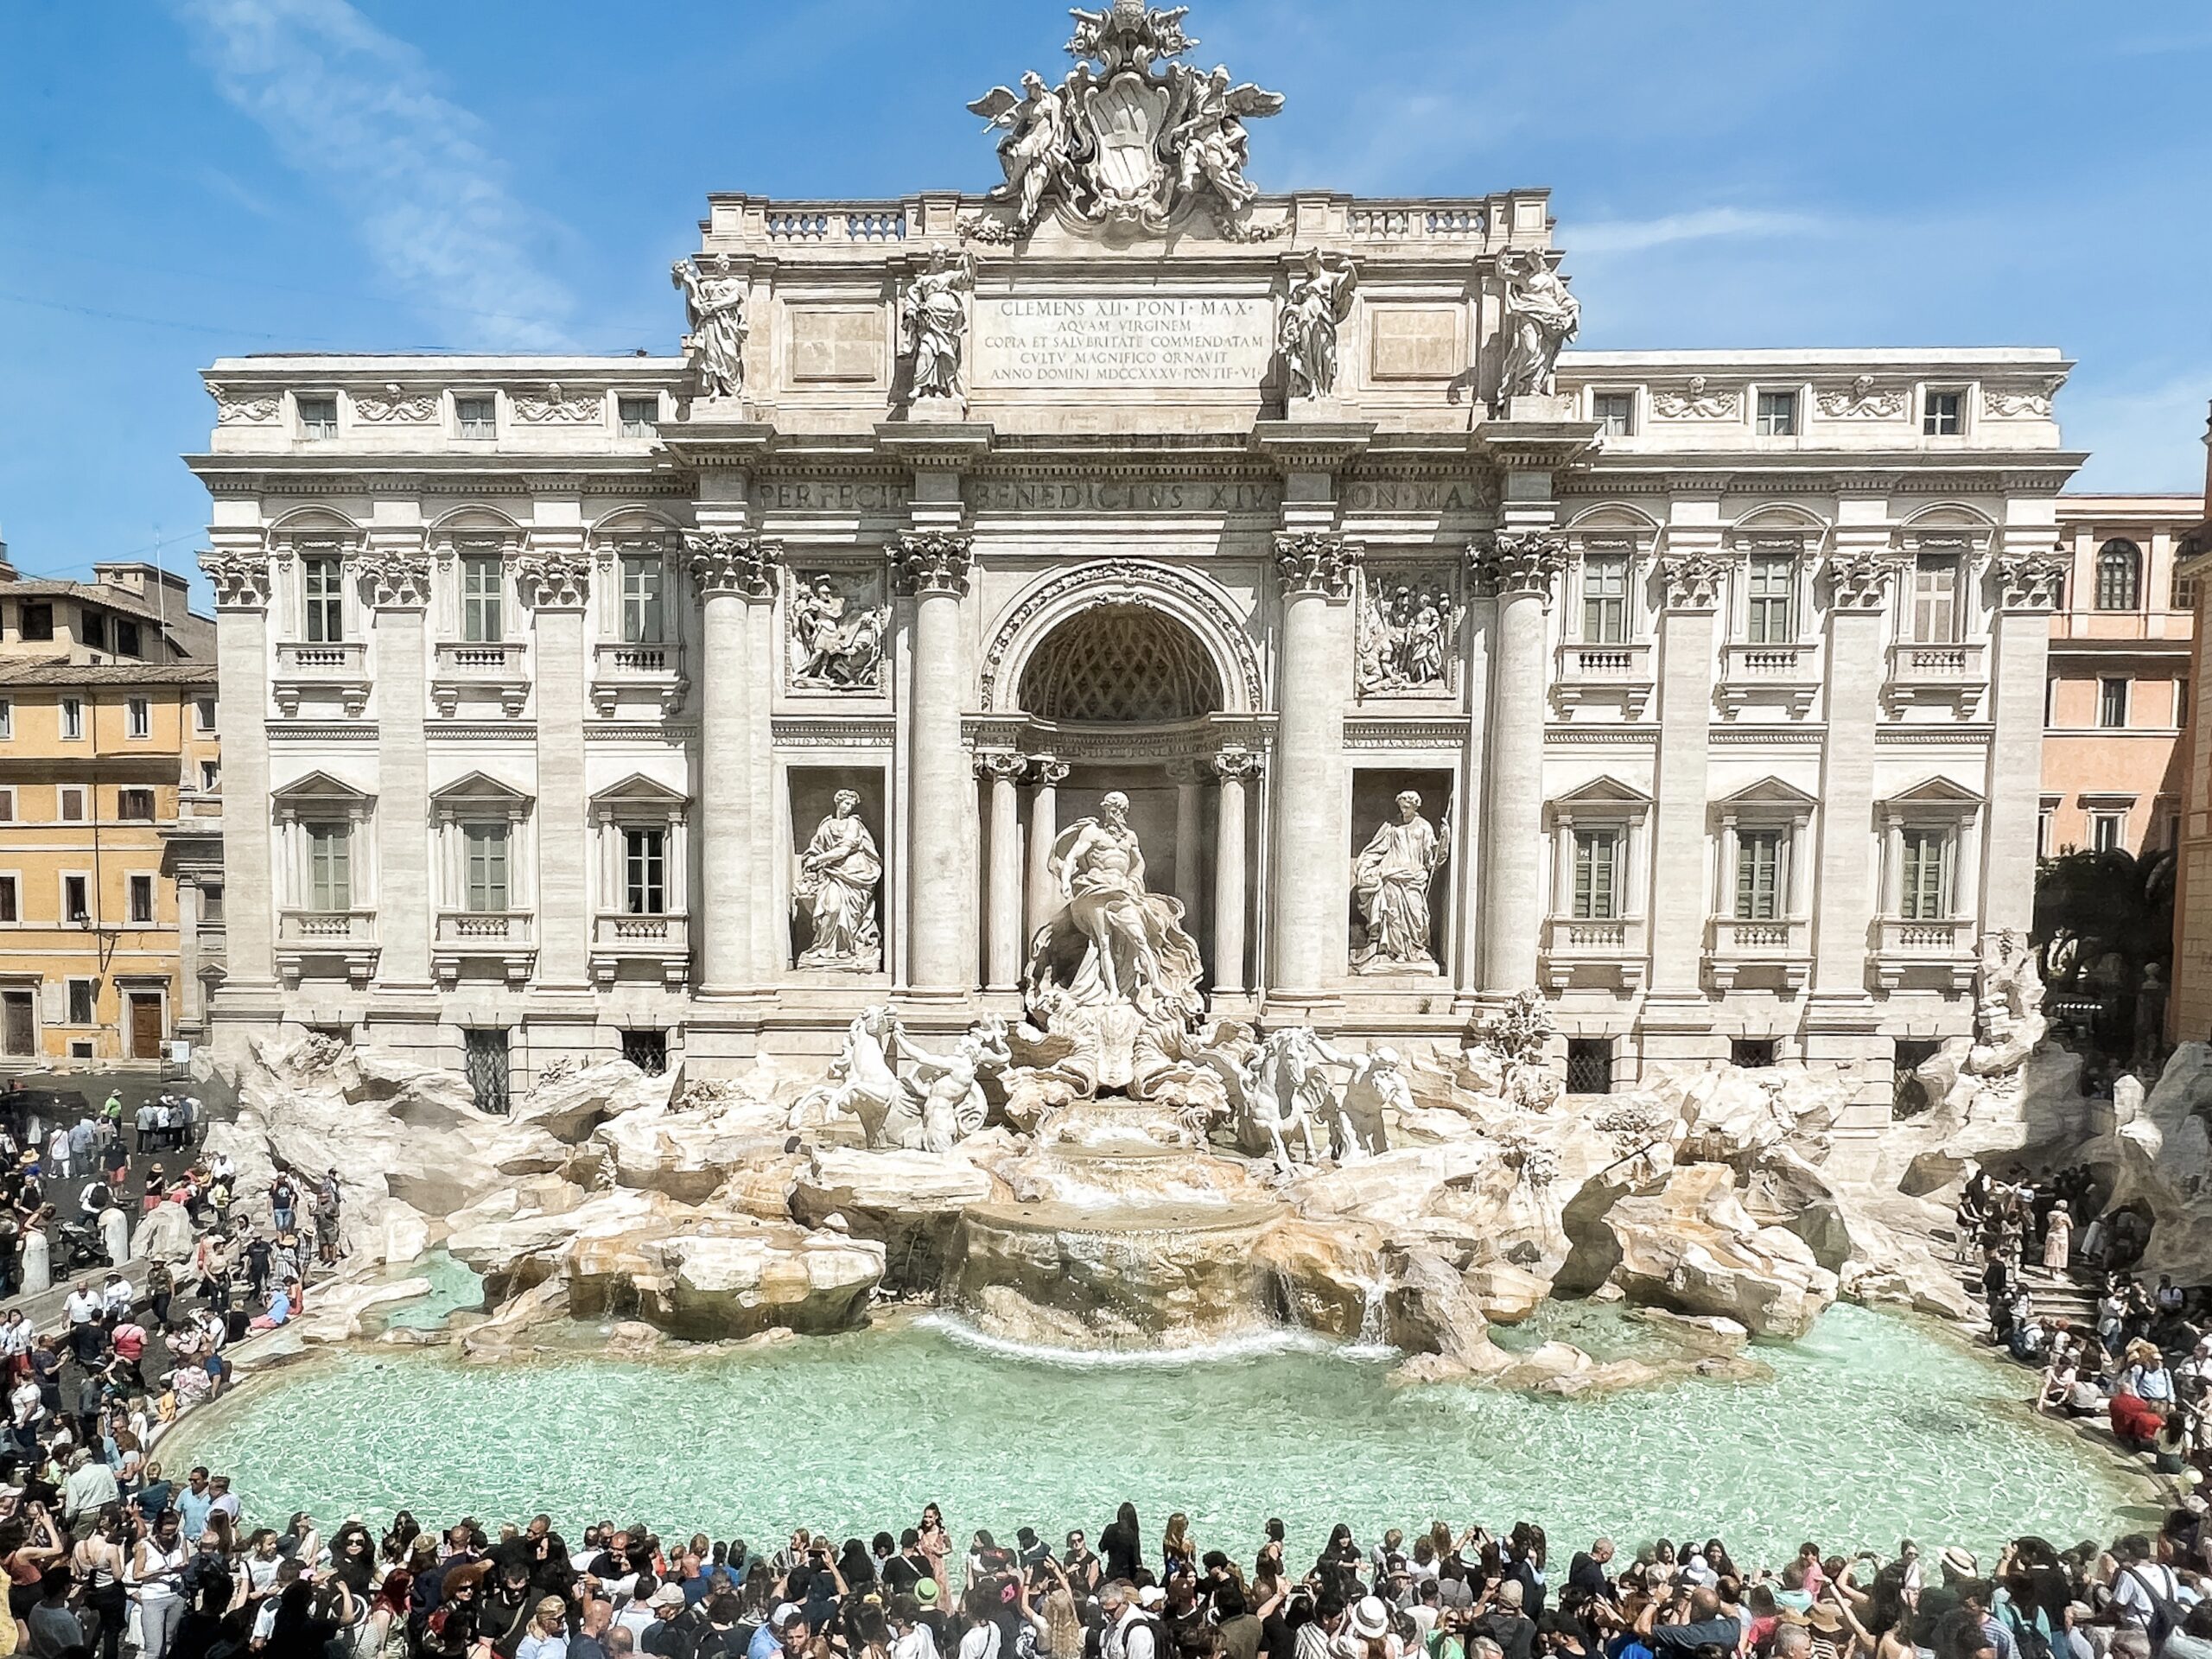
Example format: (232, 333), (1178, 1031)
(1717, 776), (1820, 811)
(591, 772), (689, 808)
(430, 771), (534, 809)
(1552, 775), (1654, 810)
(1882, 775), (1984, 810)
(270, 769), (374, 804)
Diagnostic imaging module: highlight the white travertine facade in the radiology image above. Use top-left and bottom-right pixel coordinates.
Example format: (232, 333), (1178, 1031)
(188, 6), (2081, 1142)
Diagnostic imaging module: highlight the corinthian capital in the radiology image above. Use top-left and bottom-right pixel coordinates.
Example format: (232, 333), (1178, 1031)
(684, 531), (781, 600)
(1274, 532), (1361, 599)
(1657, 551), (1727, 613)
(199, 549), (273, 611)
(356, 543), (431, 610)
(1211, 749), (1262, 784)
(514, 548), (591, 611)
(1474, 530), (1567, 601)
(1993, 548), (2069, 613)
(894, 531), (974, 598)
(1826, 548), (1901, 611)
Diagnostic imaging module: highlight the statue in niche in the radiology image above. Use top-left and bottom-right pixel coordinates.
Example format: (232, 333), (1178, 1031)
(789, 573), (887, 690)
(793, 791), (883, 969)
(1496, 247), (1580, 399)
(1357, 574), (1456, 694)
(1351, 791), (1448, 973)
(671, 256), (749, 400)
(899, 249), (977, 404)
(1277, 251), (1357, 400)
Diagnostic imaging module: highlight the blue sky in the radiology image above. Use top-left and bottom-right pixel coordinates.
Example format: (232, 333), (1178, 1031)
(3, 1), (2209, 606)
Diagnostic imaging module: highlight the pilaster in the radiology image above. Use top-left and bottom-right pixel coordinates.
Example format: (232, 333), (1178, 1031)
(360, 524), (433, 993)
(1642, 546), (1726, 1045)
(200, 540), (276, 1001)
(516, 535), (594, 991)
(1985, 543), (2067, 936)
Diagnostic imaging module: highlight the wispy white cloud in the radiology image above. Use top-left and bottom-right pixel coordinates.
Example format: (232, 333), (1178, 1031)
(171, 0), (574, 350)
(1573, 207), (1834, 256)
(2062, 372), (2212, 493)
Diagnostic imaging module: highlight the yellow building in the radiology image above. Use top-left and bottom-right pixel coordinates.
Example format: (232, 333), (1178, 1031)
(0, 552), (222, 1065)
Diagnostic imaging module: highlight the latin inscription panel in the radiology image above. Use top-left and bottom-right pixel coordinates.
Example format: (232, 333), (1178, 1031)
(973, 296), (1273, 389)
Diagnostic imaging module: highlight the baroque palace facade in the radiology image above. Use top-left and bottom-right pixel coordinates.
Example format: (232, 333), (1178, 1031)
(191, 5), (2077, 1138)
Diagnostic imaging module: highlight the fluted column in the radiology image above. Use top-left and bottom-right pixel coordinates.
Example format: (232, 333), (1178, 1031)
(898, 531), (975, 994)
(515, 546), (593, 988)
(1026, 757), (1068, 941)
(1646, 550), (1725, 1013)
(1211, 750), (1259, 996)
(979, 753), (1027, 991)
(686, 532), (781, 996)
(199, 544), (276, 992)
(1985, 547), (2068, 934)
(361, 533), (432, 988)
(1478, 531), (1566, 993)
(1268, 533), (1361, 1002)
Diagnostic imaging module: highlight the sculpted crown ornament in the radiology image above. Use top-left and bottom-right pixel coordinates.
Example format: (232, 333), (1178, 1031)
(514, 548), (592, 611)
(1658, 551), (1728, 612)
(684, 531), (781, 600)
(1273, 532), (1361, 599)
(1994, 548), (2069, 612)
(1476, 531), (1568, 601)
(356, 544), (432, 609)
(1827, 547), (1901, 610)
(199, 549), (272, 610)
(966, 1), (1284, 238)
(894, 531), (975, 598)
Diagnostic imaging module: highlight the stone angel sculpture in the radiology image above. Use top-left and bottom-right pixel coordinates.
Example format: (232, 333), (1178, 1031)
(969, 71), (1074, 228)
(899, 249), (977, 404)
(1170, 65), (1284, 216)
(671, 256), (749, 400)
(1497, 248), (1580, 400)
(1278, 250), (1357, 400)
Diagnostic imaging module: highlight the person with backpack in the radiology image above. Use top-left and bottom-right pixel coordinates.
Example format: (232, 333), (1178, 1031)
(2105, 1534), (2196, 1651)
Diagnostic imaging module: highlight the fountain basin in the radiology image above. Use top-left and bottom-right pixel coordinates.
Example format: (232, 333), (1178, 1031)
(945, 1197), (1289, 1348)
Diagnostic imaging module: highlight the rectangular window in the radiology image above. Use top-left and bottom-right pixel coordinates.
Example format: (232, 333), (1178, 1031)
(59, 698), (83, 741)
(1756, 390), (1798, 436)
(623, 827), (667, 915)
(1910, 553), (1960, 643)
(0, 700), (10, 738)
(2178, 678), (2191, 729)
(1923, 390), (1964, 435)
(1746, 550), (1796, 644)
(308, 823), (352, 912)
(19, 605), (52, 642)
(620, 555), (665, 645)
(1571, 827), (1622, 920)
(1731, 1039), (1777, 1069)
(303, 555), (345, 643)
(1735, 829), (1785, 922)
(1592, 391), (1634, 437)
(2037, 805), (2055, 860)
(1899, 828), (1953, 921)
(0, 878), (15, 924)
(454, 396), (496, 439)
(201, 883), (224, 923)
(66, 981), (93, 1026)
(200, 760), (220, 791)
(126, 696), (150, 738)
(2099, 676), (2130, 729)
(194, 696), (216, 733)
(465, 823), (511, 912)
(115, 620), (140, 658)
(0, 790), (12, 823)
(2174, 570), (2198, 612)
(1581, 555), (1630, 644)
(618, 396), (658, 437)
(128, 874), (153, 924)
(117, 789), (155, 821)
(2092, 813), (2125, 854)
(1565, 1038), (1615, 1096)
(80, 612), (106, 652)
(58, 786), (85, 823)
(63, 874), (88, 924)
(461, 552), (505, 643)
(297, 395), (339, 439)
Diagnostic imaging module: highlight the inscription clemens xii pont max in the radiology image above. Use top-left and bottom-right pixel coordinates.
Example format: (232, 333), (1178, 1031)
(974, 296), (1274, 389)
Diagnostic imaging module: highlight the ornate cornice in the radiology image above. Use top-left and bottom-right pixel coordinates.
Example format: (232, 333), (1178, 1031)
(356, 543), (432, 610)
(199, 549), (273, 611)
(684, 531), (782, 600)
(1273, 532), (1362, 600)
(893, 530), (975, 599)
(1657, 551), (1728, 613)
(1993, 548), (2069, 613)
(514, 548), (592, 612)
(1826, 549), (1901, 611)
(1472, 530), (1567, 601)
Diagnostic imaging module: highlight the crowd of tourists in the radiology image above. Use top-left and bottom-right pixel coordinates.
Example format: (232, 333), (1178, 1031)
(0, 1490), (2206, 1659)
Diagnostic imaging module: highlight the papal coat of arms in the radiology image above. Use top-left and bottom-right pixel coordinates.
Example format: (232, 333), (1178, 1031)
(967, 2), (1284, 237)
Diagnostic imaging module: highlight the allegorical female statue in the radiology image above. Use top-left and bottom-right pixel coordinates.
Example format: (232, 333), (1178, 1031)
(1351, 791), (1448, 973)
(671, 256), (749, 400)
(794, 791), (882, 969)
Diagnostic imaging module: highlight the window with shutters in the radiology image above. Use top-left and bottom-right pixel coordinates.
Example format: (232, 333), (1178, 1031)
(66, 981), (93, 1025)
(1910, 553), (1960, 642)
(461, 552), (505, 643)
(1899, 827), (1954, 921)
(117, 789), (155, 821)
(308, 823), (352, 912)
(465, 823), (511, 912)
(62, 874), (88, 924)
(1572, 828), (1622, 920)
(1581, 555), (1630, 644)
(1746, 550), (1796, 643)
(0, 877), (16, 924)
(2100, 677), (2130, 729)
(1735, 829), (1785, 921)
(126, 697), (150, 739)
(59, 698), (83, 741)
(128, 875), (153, 924)
(624, 828), (667, 915)
(620, 555), (665, 645)
(303, 556), (345, 643)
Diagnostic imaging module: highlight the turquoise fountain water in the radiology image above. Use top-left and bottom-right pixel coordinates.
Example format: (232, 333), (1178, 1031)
(173, 1300), (2147, 1565)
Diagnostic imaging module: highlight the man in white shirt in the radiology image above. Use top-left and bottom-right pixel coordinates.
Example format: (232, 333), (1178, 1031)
(1101, 1584), (1158, 1659)
(0, 1313), (30, 1359)
(64, 1282), (100, 1327)
(61, 1447), (118, 1525)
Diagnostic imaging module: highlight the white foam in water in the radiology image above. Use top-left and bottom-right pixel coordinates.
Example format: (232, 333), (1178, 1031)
(916, 1312), (1353, 1370)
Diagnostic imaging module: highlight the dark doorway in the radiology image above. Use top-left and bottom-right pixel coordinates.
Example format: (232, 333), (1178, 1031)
(464, 1027), (511, 1115)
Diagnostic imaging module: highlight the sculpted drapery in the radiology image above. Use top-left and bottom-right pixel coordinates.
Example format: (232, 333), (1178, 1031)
(1351, 791), (1447, 973)
(795, 791), (883, 969)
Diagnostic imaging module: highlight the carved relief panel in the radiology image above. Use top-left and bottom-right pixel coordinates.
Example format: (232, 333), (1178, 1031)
(786, 566), (889, 692)
(1356, 563), (1461, 699)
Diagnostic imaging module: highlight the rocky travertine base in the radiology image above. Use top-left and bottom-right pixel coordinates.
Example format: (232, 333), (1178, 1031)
(188, 1028), (2070, 1386)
